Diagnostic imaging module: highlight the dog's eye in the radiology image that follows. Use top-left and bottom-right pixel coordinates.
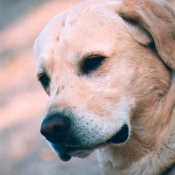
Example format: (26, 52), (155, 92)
(38, 73), (50, 91)
(81, 55), (106, 74)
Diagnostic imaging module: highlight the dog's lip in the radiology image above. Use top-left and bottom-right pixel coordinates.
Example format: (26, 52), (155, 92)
(52, 124), (129, 161)
(56, 147), (91, 161)
(59, 152), (71, 161)
(52, 142), (107, 161)
(107, 124), (129, 144)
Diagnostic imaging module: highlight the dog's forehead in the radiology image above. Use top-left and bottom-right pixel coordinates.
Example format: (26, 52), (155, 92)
(35, 0), (125, 67)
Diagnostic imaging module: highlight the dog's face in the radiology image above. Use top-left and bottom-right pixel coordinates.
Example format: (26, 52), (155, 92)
(35, 0), (174, 161)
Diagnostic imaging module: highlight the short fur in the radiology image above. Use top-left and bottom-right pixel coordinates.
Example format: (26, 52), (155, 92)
(34, 0), (175, 174)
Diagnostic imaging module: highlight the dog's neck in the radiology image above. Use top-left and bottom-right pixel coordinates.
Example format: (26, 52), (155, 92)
(98, 72), (175, 175)
(98, 106), (175, 175)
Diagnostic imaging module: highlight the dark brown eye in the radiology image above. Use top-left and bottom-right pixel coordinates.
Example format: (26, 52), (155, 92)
(81, 55), (106, 74)
(38, 73), (50, 90)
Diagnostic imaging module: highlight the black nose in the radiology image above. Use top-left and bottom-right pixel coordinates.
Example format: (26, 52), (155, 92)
(40, 112), (70, 143)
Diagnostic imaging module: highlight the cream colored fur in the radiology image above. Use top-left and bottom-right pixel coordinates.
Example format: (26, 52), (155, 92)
(34, 0), (175, 174)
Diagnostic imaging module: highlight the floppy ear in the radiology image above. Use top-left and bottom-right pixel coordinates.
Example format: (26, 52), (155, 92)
(118, 0), (175, 70)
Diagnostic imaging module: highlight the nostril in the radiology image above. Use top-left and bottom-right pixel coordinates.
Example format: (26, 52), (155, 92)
(40, 113), (69, 143)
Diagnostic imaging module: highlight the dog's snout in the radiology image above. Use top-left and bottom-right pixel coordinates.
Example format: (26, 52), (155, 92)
(40, 113), (70, 143)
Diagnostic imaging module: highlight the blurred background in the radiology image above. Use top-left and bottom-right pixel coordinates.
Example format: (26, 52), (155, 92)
(1, 0), (175, 175)
(0, 0), (100, 175)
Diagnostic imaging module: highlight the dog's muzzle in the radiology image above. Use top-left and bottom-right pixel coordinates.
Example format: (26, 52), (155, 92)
(40, 112), (70, 144)
(40, 112), (73, 161)
(40, 112), (129, 161)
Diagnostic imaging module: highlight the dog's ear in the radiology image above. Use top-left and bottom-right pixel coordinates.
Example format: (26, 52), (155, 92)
(118, 0), (175, 70)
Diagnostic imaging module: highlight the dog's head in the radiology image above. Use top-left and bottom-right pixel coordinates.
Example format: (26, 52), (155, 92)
(34, 0), (175, 161)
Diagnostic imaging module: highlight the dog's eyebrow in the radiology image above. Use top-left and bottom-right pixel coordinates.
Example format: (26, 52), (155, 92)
(75, 50), (107, 60)
(75, 52), (81, 60)
(70, 52), (82, 64)
(36, 57), (52, 77)
(36, 66), (46, 78)
(82, 51), (107, 60)
(73, 51), (105, 65)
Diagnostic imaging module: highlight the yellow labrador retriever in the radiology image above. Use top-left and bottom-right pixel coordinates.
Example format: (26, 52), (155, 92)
(34, 0), (175, 174)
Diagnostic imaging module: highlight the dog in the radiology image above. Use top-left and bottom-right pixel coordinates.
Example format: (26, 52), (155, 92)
(34, 0), (175, 174)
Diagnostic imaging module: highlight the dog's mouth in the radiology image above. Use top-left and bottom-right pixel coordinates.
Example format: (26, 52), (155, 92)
(51, 143), (99, 161)
(52, 124), (129, 161)
(107, 124), (129, 144)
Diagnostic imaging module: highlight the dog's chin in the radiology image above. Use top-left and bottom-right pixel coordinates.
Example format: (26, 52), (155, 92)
(51, 142), (106, 162)
(59, 150), (91, 161)
(51, 124), (129, 162)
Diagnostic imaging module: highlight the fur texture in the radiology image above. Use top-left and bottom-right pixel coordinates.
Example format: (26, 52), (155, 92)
(34, 0), (175, 174)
